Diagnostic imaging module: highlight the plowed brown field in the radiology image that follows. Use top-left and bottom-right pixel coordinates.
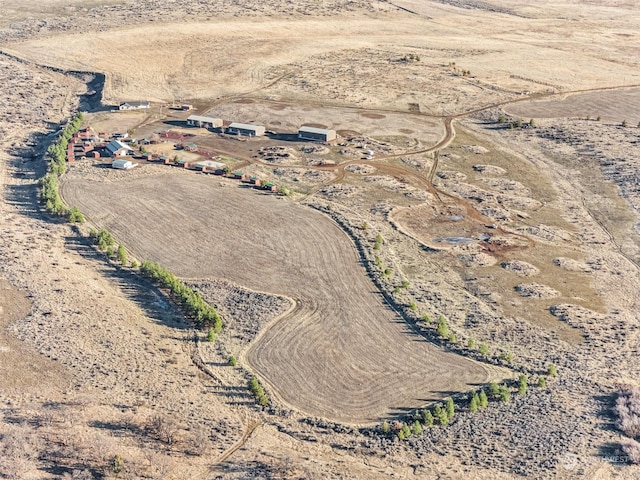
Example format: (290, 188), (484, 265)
(61, 168), (499, 423)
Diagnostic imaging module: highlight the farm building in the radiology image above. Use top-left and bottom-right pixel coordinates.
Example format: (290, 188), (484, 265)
(298, 126), (337, 142)
(111, 159), (136, 170)
(186, 115), (223, 128)
(226, 123), (265, 137)
(119, 101), (150, 110)
(105, 140), (134, 157)
(194, 160), (226, 171)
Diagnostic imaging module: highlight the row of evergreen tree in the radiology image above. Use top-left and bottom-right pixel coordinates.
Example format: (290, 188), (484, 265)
(139, 260), (222, 332)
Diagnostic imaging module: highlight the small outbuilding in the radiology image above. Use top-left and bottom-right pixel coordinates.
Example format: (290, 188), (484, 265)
(227, 123), (265, 137)
(186, 115), (223, 128)
(195, 160), (226, 171)
(112, 159), (136, 170)
(298, 126), (337, 142)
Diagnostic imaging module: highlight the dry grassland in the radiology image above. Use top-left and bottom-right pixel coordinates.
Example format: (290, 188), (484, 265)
(2, 0), (640, 478)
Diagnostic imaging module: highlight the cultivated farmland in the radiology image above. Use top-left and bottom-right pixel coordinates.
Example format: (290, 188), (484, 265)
(61, 168), (500, 423)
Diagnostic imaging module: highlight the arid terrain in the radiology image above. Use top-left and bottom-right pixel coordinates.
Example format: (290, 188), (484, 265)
(1, 1), (640, 479)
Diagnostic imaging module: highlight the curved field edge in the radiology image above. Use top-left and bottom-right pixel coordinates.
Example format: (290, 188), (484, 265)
(60, 168), (505, 423)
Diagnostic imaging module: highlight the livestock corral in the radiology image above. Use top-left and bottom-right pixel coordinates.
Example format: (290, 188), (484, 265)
(3, 1), (640, 479)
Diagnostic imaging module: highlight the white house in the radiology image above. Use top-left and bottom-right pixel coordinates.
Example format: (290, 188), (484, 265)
(119, 101), (150, 110)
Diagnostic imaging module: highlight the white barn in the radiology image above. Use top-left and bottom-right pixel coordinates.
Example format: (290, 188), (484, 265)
(298, 126), (337, 142)
(112, 159), (136, 170)
(226, 123), (265, 137)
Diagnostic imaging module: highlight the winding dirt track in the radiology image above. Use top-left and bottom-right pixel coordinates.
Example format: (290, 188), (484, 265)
(61, 172), (497, 423)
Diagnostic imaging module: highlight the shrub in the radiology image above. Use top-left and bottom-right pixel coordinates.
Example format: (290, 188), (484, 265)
(479, 390), (488, 409)
(248, 377), (269, 406)
(433, 404), (448, 425)
(374, 233), (383, 250)
(401, 280), (409, 289)
(489, 381), (500, 398)
(548, 363), (557, 377)
(381, 420), (391, 434)
(130, 260), (139, 269)
(421, 409), (433, 427)
(538, 376), (547, 388)
(469, 392), (479, 413)
(398, 423), (411, 440)
(467, 337), (476, 349)
(518, 374), (528, 396)
(436, 316), (448, 338)
(445, 398), (455, 420)
(615, 387), (640, 438)
(500, 351), (514, 364)
(479, 343), (489, 355)
(383, 267), (392, 276)
(112, 454), (125, 475)
(422, 313), (431, 324)
(411, 420), (422, 435)
(409, 302), (417, 312)
(499, 384), (511, 403)
(206, 328), (216, 342)
(117, 244), (127, 265)
(228, 356), (237, 367)
(68, 207), (85, 223)
(448, 333), (457, 343)
(622, 439), (640, 464)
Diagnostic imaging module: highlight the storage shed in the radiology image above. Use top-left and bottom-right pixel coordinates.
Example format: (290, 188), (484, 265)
(112, 159), (136, 170)
(298, 126), (337, 142)
(186, 115), (223, 128)
(227, 123), (265, 137)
